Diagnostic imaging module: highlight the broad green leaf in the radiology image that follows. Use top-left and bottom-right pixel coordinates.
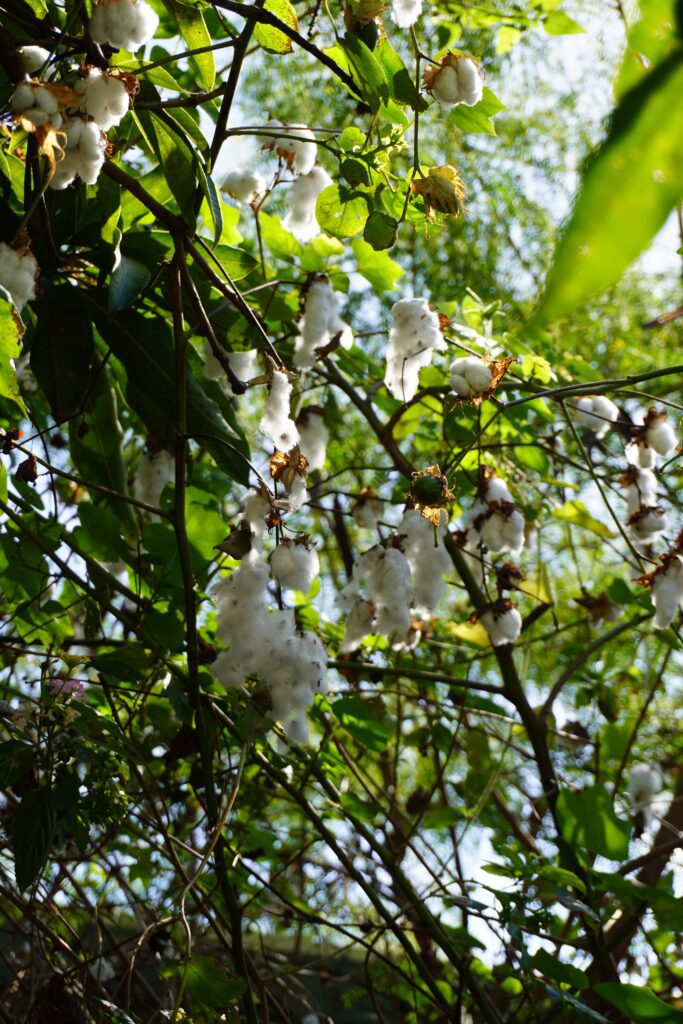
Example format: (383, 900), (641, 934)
(450, 87), (507, 135)
(374, 37), (425, 109)
(254, 0), (298, 54)
(202, 244), (258, 282)
(13, 787), (55, 891)
(0, 740), (33, 789)
(166, 0), (215, 89)
(593, 983), (683, 1022)
(259, 212), (303, 260)
(340, 34), (390, 112)
(544, 10), (584, 33)
(31, 288), (94, 421)
(556, 784), (630, 860)
(109, 255), (151, 313)
(144, 113), (198, 228)
(553, 499), (615, 538)
(531, 948), (588, 989)
(363, 210), (398, 250)
(617, 0), (680, 96)
(352, 237), (403, 290)
(536, 55), (683, 322)
(316, 184), (370, 239)
(0, 294), (25, 413)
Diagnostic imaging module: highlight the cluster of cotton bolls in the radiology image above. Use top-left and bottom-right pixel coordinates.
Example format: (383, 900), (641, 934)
(260, 370), (299, 452)
(74, 69), (130, 130)
(450, 354), (493, 399)
(270, 537), (320, 593)
(478, 601), (522, 647)
(0, 242), (37, 312)
(212, 543), (327, 743)
(89, 0), (159, 51)
(424, 54), (485, 109)
(269, 123), (317, 175)
(50, 119), (106, 189)
(134, 448), (175, 508)
(223, 168), (265, 205)
(464, 468), (525, 557)
(391, 0), (422, 27)
(339, 543), (415, 651)
(294, 277), (353, 369)
(621, 410), (678, 547)
(384, 297), (446, 403)
(628, 764), (662, 828)
(297, 407), (329, 472)
(10, 81), (63, 129)
(573, 394), (620, 439)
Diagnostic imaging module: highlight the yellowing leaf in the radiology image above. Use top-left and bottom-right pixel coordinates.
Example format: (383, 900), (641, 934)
(446, 619), (490, 647)
(254, 0), (298, 55)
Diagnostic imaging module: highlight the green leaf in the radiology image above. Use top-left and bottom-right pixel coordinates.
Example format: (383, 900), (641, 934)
(553, 499), (616, 539)
(184, 956), (245, 1008)
(31, 288), (94, 421)
(316, 184), (370, 239)
(544, 10), (584, 33)
(109, 255), (151, 313)
(531, 948), (588, 989)
(449, 87), (507, 136)
(0, 740), (33, 789)
(341, 33), (390, 112)
(374, 37), (424, 109)
(259, 212), (303, 261)
(339, 126), (366, 152)
(202, 244), (258, 282)
(166, 0), (215, 89)
(593, 983), (683, 1022)
(352, 237), (404, 291)
(13, 787), (55, 891)
(145, 113), (198, 228)
(617, 0), (681, 96)
(254, 0), (298, 54)
(556, 784), (630, 860)
(0, 294), (25, 413)
(536, 55), (683, 322)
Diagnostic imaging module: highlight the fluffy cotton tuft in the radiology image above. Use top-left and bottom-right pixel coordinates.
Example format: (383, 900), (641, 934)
(74, 70), (129, 131)
(351, 490), (384, 531)
(629, 506), (668, 546)
(90, 0), (159, 50)
(10, 81), (62, 129)
(297, 409), (328, 471)
(340, 544), (415, 649)
(203, 345), (259, 385)
(0, 242), (37, 312)
(135, 449), (174, 508)
(283, 165), (332, 240)
(392, 0), (422, 27)
(645, 414), (677, 457)
(294, 278), (353, 369)
(241, 492), (271, 545)
(399, 509), (450, 614)
(574, 395), (619, 438)
(480, 506), (525, 555)
(260, 371), (299, 451)
(650, 556), (683, 628)
(450, 355), (493, 398)
(479, 604), (522, 646)
(427, 56), (484, 108)
(18, 46), (51, 75)
(224, 168), (265, 204)
(270, 539), (319, 592)
(385, 297), (445, 402)
(270, 124), (317, 175)
(49, 118), (106, 189)
(628, 764), (661, 809)
(622, 467), (658, 516)
(626, 440), (656, 470)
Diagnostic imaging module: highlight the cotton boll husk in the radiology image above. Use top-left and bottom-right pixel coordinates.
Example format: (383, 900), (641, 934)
(628, 764), (661, 808)
(392, 0), (422, 27)
(480, 605), (522, 646)
(18, 46), (51, 75)
(0, 241), (37, 312)
(74, 70), (129, 130)
(270, 540), (319, 592)
(385, 297), (445, 402)
(260, 371), (299, 450)
(339, 598), (375, 652)
(90, 0), (159, 50)
(271, 123), (317, 175)
(646, 416), (677, 456)
(297, 409), (328, 471)
(449, 355), (492, 397)
(400, 509), (450, 614)
(224, 168), (265, 204)
(283, 165), (332, 240)
(134, 449), (175, 508)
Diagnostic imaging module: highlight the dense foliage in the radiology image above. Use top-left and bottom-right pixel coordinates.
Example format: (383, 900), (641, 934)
(0, 0), (682, 1020)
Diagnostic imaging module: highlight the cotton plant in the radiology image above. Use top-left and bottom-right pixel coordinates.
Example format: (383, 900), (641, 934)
(384, 297), (446, 402)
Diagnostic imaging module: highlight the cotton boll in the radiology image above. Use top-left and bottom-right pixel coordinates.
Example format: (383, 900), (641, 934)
(367, 546), (414, 643)
(645, 414), (677, 457)
(449, 355), (492, 398)
(50, 118), (106, 189)
(0, 241), (37, 312)
(270, 539), (319, 592)
(224, 167), (265, 204)
(18, 46), (51, 75)
(297, 408), (328, 471)
(294, 278), (352, 370)
(286, 473), (308, 512)
(425, 55), (484, 108)
(482, 470), (513, 504)
(10, 82), (62, 129)
(352, 490), (384, 530)
(284, 165), (332, 240)
(574, 395), (619, 438)
(400, 509), (450, 614)
(90, 0), (159, 50)
(628, 764), (661, 810)
(629, 506), (668, 545)
(203, 345), (259, 384)
(650, 556), (683, 628)
(74, 70), (129, 131)
(385, 297), (445, 402)
(479, 604), (522, 646)
(339, 598), (375, 652)
(260, 371), (300, 450)
(134, 449), (174, 508)
(625, 440), (656, 470)
(271, 123), (316, 175)
(392, 0), (422, 27)
(241, 492), (271, 544)
(622, 467), (658, 516)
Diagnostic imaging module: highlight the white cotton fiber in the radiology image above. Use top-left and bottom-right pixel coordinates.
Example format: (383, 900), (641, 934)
(384, 297), (445, 402)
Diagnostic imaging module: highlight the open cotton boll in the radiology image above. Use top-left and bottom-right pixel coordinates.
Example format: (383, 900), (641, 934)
(339, 598), (375, 653)
(400, 509), (450, 614)
(10, 81), (62, 129)
(481, 507), (525, 555)
(574, 395), (619, 438)
(385, 297), (445, 402)
(482, 470), (513, 504)
(50, 118), (106, 189)
(241, 492), (271, 544)
(628, 764), (661, 809)
(270, 539), (319, 592)
(480, 604), (522, 646)
(202, 344), (259, 384)
(391, 0), (422, 27)
(74, 70), (129, 131)
(0, 241), (37, 312)
(449, 355), (492, 398)
(90, 0), (159, 50)
(260, 371), (300, 450)
(352, 490), (384, 531)
(623, 467), (658, 516)
(134, 449), (175, 508)
(270, 123), (317, 175)
(294, 278), (352, 370)
(283, 165), (332, 240)
(224, 167), (265, 204)
(645, 414), (677, 457)
(297, 408), (328, 471)
(626, 440), (656, 470)
(650, 556), (683, 628)
(367, 546), (414, 641)
(629, 506), (668, 545)
(424, 55), (484, 108)
(18, 46), (51, 75)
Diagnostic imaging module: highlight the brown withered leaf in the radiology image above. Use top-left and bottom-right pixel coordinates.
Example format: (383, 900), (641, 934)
(215, 523), (253, 560)
(471, 356), (515, 406)
(576, 590), (620, 624)
(15, 454), (37, 484)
